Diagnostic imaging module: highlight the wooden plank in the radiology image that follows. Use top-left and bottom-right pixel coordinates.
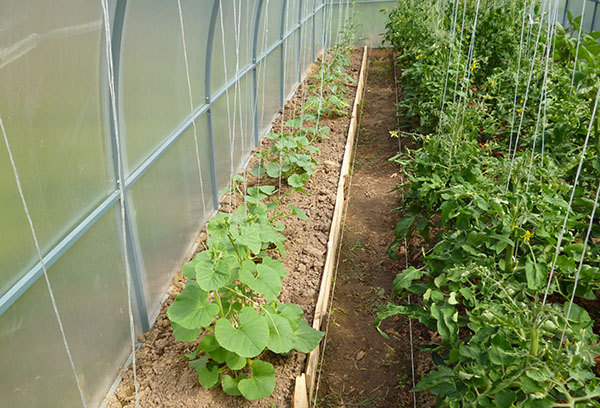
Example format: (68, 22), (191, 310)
(293, 374), (309, 408)
(301, 45), (369, 405)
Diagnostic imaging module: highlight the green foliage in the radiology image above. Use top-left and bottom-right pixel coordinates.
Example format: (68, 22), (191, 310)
(251, 130), (319, 187)
(168, 186), (324, 399)
(167, 9), (359, 401)
(380, 0), (600, 406)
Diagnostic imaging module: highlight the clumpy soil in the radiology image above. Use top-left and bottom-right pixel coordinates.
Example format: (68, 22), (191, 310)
(315, 49), (435, 408)
(103, 49), (364, 408)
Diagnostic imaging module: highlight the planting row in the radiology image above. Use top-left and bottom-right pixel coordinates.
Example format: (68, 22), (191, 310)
(379, 1), (600, 407)
(165, 22), (359, 402)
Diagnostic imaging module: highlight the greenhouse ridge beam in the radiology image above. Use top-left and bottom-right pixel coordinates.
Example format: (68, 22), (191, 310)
(0, 0), (330, 319)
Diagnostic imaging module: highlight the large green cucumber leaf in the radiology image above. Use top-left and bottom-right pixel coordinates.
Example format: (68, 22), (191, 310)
(215, 307), (269, 358)
(170, 321), (202, 342)
(265, 311), (295, 353)
(225, 350), (247, 370)
(222, 374), (246, 396)
(189, 355), (220, 389)
(167, 282), (219, 330)
(196, 254), (236, 291)
(293, 319), (324, 353)
(239, 260), (282, 302)
(238, 360), (276, 400)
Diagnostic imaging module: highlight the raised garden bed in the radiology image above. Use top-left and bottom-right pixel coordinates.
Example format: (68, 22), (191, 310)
(103, 46), (366, 408)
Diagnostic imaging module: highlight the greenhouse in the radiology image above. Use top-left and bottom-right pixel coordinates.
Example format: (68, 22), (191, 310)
(1, 0), (600, 407)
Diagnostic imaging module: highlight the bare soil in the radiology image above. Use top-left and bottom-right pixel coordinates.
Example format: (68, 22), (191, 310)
(103, 49), (364, 408)
(314, 49), (435, 408)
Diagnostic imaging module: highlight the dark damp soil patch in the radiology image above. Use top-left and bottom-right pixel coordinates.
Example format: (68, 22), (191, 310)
(103, 49), (363, 408)
(315, 49), (435, 408)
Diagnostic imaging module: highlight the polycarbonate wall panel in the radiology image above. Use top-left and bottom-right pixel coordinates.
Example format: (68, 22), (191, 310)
(355, 2), (396, 46)
(257, 49), (283, 134)
(238, 75), (255, 156)
(559, 0), (594, 30)
(210, 0), (258, 95)
(120, 0), (189, 173)
(210, 1), (235, 93)
(0, 0), (113, 293)
(0, 278), (82, 408)
(328, 2), (392, 47)
(301, 16), (314, 78)
(0, 161), (37, 295)
(285, 31), (302, 98)
(180, 0), (213, 106)
(211, 74), (254, 193)
(315, 6), (326, 54)
(256, 0), (284, 57)
(47, 206), (132, 407)
(286, 0), (301, 31)
(130, 124), (213, 317)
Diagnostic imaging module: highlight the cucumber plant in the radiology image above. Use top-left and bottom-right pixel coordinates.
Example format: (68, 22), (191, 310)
(168, 190), (323, 400)
(250, 130), (319, 188)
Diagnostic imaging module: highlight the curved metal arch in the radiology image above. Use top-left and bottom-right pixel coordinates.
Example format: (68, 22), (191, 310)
(205, 0), (221, 104)
(203, 0), (221, 210)
(107, 0), (151, 332)
(252, 0), (265, 146)
(280, 0), (288, 105)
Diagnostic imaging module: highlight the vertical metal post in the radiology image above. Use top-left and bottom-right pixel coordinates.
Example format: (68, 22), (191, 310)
(107, 0), (150, 332)
(297, 0), (304, 82)
(280, 0), (288, 106)
(252, 0), (265, 146)
(563, 0), (569, 25)
(205, 0), (221, 209)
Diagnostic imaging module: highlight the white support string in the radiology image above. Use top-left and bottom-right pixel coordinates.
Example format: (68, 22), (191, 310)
(524, 0), (537, 60)
(508, 0), (530, 160)
(456, 0), (482, 124)
(217, 0), (235, 213)
(541, 81), (600, 309)
(570, 0), (587, 88)
(505, 0), (549, 192)
(177, 0), (208, 215)
(452, 0), (469, 104)
(290, 4), (311, 131)
(256, 0), (270, 188)
(100, 1), (140, 406)
(437, 0), (460, 138)
(336, 0), (343, 44)
(277, 0), (292, 196)
(540, 0), (561, 167)
(231, 0), (249, 213)
(231, 0), (242, 208)
(559, 180), (600, 344)
(316, 0), (337, 130)
(1, 117), (88, 408)
(526, 0), (558, 192)
(405, 238), (417, 408)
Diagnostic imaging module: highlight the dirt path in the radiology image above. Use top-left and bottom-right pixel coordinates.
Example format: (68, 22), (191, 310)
(315, 49), (432, 408)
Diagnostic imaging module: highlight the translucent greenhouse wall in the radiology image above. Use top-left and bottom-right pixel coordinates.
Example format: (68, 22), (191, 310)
(559, 0), (600, 31)
(0, 1), (391, 407)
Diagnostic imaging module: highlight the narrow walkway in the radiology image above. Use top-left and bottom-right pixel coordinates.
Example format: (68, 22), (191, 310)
(316, 49), (417, 408)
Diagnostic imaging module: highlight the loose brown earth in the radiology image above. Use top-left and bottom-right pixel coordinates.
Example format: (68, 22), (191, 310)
(104, 48), (438, 408)
(104, 50), (363, 408)
(315, 49), (435, 408)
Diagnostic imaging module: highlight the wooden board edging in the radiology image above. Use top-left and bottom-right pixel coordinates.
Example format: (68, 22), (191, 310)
(293, 45), (369, 408)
